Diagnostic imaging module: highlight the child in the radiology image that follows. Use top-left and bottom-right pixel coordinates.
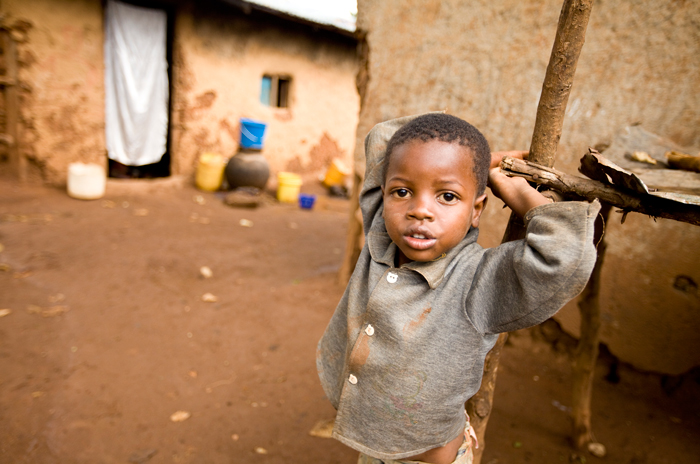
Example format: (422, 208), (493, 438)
(317, 113), (599, 464)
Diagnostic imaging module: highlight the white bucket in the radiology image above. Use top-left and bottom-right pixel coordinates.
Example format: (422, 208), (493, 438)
(67, 163), (106, 200)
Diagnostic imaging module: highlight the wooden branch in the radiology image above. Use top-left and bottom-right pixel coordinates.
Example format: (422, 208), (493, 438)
(339, 30), (371, 285)
(338, 173), (364, 284)
(2, 30), (22, 180)
(501, 156), (700, 226)
(666, 151), (700, 173)
(572, 203), (610, 450)
(530, 0), (594, 166)
(468, 2), (594, 462)
(465, 333), (507, 464)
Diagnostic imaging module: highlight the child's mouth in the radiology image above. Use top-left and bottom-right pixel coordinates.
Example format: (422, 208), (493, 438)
(403, 231), (437, 250)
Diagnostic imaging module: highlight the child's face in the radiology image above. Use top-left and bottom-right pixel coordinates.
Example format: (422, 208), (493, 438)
(382, 140), (487, 266)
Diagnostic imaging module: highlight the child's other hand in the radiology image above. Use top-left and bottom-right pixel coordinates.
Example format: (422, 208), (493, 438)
(487, 150), (529, 198)
(488, 151), (550, 218)
(489, 150), (528, 170)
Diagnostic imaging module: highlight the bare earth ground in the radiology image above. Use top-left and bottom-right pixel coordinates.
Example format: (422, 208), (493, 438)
(1, 176), (699, 464)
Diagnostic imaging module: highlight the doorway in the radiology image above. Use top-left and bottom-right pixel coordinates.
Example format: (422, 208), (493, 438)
(104, 0), (173, 178)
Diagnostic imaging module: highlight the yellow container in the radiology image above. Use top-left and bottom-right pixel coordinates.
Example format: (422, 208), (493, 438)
(277, 172), (303, 203)
(322, 159), (351, 187)
(195, 153), (226, 191)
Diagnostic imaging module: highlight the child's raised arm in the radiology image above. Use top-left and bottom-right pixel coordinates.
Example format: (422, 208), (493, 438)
(488, 150), (550, 218)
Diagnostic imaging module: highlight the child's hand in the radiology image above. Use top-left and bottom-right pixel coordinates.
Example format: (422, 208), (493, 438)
(489, 150), (529, 170)
(488, 151), (550, 218)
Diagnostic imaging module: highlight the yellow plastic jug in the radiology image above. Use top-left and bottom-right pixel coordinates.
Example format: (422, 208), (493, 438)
(322, 159), (350, 187)
(195, 153), (226, 191)
(277, 172), (302, 203)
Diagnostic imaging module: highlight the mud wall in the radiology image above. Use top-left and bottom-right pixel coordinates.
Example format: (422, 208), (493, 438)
(356, 0), (700, 374)
(2, 0), (359, 184)
(169, 3), (359, 179)
(3, 0), (106, 184)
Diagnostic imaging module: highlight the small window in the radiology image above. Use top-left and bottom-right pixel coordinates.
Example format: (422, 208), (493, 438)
(260, 74), (291, 108)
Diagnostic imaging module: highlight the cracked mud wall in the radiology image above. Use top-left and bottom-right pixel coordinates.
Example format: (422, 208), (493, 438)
(3, 0), (106, 184)
(357, 0), (700, 374)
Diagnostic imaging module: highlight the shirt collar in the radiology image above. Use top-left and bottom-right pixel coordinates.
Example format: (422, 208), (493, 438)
(367, 210), (479, 289)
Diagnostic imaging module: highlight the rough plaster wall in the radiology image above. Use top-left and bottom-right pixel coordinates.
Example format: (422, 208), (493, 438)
(5, 0), (105, 185)
(357, 0), (700, 374)
(170, 4), (359, 179)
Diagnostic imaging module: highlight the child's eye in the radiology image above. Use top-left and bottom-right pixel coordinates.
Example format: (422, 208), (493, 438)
(392, 189), (410, 198)
(439, 192), (459, 204)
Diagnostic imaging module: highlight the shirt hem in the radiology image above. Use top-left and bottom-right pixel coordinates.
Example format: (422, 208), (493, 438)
(332, 417), (466, 461)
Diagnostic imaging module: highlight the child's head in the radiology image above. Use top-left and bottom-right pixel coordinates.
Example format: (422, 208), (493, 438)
(381, 114), (490, 266)
(383, 113), (491, 195)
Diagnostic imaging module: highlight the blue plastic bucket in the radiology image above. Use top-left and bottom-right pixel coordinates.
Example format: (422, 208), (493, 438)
(239, 118), (267, 150)
(299, 193), (316, 210)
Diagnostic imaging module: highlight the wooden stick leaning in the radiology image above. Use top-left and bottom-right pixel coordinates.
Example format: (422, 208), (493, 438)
(466, 1), (594, 462)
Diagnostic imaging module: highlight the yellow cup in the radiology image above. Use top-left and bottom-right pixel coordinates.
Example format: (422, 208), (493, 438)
(277, 172), (303, 203)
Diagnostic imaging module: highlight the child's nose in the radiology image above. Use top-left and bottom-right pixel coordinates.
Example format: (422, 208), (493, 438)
(407, 195), (434, 220)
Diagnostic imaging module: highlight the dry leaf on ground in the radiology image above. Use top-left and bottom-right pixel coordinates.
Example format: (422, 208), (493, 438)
(199, 266), (213, 278)
(170, 411), (191, 422)
(309, 418), (335, 438)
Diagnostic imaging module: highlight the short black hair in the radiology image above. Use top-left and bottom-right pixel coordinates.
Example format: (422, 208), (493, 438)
(384, 113), (491, 194)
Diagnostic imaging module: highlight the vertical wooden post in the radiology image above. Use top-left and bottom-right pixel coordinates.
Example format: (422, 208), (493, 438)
(530, 0), (594, 167)
(465, 333), (508, 464)
(2, 28), (22, 180)
(338, 172), (364, 284)
(466, 1), (594, 462)
(339, 29), (370, 285)
(572, 203), (611, 449)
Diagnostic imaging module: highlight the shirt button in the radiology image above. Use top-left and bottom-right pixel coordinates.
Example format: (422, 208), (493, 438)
(387, 272), (398, 283)
(348, 374), (358, 385)
(365, 324), (375, 336)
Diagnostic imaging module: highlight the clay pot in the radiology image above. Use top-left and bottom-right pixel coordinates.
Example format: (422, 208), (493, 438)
(225, 152), (270, 190)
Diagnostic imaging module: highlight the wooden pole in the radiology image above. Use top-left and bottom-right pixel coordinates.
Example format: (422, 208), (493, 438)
(465, 333), (507, 464)
(339, 30), (370, 285)
(466, 1), (594, 461)
(530, 0), (594, 167)
(2, 28), (22, 180)
(572, 203), (611, 450)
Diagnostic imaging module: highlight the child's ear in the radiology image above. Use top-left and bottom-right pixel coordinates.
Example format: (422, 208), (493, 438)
(470, 193), (488, 228)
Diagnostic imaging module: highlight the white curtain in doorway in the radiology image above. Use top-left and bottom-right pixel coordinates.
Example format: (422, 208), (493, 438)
(104, 0), (168, 166)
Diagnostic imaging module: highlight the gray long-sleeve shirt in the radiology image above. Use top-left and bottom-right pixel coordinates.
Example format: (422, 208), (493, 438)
(317, 115), (600, 460)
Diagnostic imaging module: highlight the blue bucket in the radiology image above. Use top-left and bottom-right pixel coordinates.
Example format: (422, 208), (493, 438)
(239, 118), (267, 150)
(299, 193), (316, 210)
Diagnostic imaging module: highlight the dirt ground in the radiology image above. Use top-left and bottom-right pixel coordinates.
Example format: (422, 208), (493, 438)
(1, 176), (699, 464)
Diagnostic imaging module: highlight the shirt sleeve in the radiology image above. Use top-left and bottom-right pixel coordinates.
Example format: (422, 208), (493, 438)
(359, 113), (443, 237)
(465, 200), (601, 334)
